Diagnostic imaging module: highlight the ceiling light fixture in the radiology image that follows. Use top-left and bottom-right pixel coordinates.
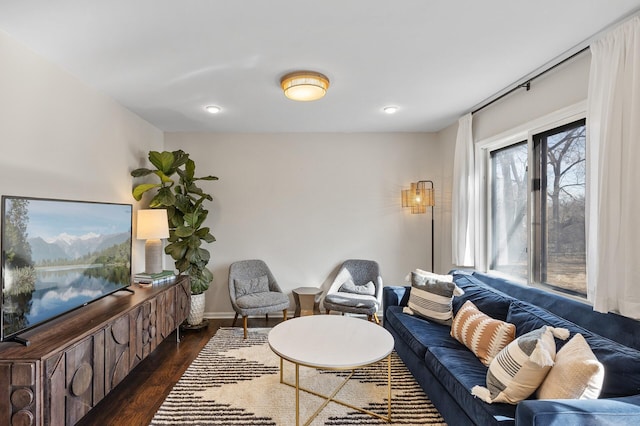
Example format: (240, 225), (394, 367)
(205, 105), (221, 114)
(383, 106), (398, 114)
(280, 71), (330, 101)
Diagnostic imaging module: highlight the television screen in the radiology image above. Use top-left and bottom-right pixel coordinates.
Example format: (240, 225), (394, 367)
(1, 196), (132, 341)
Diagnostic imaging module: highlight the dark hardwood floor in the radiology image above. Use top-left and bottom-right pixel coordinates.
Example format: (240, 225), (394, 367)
(77, 317), (281, 426)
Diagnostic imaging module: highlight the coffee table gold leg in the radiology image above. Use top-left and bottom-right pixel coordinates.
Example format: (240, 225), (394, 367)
(296, 362), (300, 426)
(387, 353), (392, 421)
(279, 357), (392, 424)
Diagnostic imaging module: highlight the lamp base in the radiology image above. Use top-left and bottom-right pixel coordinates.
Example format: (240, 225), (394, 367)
(144, 239), (163, 274)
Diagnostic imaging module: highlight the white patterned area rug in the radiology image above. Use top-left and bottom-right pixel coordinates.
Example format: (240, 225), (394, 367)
(150, 327), (446, 426)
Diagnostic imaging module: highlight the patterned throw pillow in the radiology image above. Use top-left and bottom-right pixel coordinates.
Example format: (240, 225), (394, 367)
(536, 333), (604, 399)
(403, 277), (464, 325)
(472, 325), (569, 404)
(451, 300), (516, 366)
(234, 275), (269, 297)
(338, 279), (376, 296)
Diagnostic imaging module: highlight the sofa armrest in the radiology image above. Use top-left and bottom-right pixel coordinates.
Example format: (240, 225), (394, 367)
(515, 395), (640, 426)
(382, 286), (411, 316)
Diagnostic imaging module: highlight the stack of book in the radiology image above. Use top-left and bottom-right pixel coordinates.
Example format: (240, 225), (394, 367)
(134, 270), (176, 286)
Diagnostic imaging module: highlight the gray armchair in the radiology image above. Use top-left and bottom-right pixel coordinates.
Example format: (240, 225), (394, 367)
(322, 259), (383, 323)
(228, 259), (289, 338)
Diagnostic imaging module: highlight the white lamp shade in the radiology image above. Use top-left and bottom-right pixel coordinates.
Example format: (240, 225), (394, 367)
(136, 209), (169, 240)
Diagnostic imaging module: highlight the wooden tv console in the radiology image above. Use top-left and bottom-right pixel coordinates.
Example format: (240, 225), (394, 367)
(0, 277), (190, 426)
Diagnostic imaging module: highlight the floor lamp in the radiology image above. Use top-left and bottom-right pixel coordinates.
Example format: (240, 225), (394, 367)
(402, 180), (435, 271)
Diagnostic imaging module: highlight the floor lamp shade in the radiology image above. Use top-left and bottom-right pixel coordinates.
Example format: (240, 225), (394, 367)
(137, 209), (170, 274)
(401, 180), (435, 271)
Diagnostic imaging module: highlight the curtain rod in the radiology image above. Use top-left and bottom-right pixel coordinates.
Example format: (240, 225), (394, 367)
(471, 46), (589, 115)
(470, 7), (640, 116)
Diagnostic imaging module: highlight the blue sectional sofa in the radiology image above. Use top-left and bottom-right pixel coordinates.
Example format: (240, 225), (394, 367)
(383, 270), (640, 425)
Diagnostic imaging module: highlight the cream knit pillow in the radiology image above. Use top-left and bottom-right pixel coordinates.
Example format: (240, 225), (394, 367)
(536, 333), (604, 399)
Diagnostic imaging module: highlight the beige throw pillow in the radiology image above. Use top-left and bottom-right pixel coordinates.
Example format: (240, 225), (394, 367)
(451, 300), (516, 366)
(536, 333), (604, 399)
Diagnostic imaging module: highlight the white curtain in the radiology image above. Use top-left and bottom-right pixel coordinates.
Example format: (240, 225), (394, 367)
(452, 113), (475, 266)
(586, 16), (640, 318)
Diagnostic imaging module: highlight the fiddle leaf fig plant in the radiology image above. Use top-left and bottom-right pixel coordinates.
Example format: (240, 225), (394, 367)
(131, 150), (218, 294)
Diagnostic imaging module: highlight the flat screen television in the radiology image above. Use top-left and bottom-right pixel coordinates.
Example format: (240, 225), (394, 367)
(1, 196), (132, 342)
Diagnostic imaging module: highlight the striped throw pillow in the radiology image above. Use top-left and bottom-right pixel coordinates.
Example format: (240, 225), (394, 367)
(472, 325), (569, 404)
(403, 278), (464, 325)
(451, 301), (516, 366)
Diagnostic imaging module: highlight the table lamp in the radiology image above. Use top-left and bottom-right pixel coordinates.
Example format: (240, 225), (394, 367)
(137, 209), (170, 274)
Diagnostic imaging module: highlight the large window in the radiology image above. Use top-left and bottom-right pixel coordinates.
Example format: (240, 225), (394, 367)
(486, 117), (587, 296)
(490, 142), (528, 280)
(533, 119), (586, 295)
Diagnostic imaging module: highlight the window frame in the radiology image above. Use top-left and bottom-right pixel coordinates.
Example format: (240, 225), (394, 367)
(532, 118), (587, 296)
(475, 101), (587, 295)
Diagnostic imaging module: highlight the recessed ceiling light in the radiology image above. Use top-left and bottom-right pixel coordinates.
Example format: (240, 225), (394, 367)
(383, 106), (398, 114)
(205, 105), (221, 114)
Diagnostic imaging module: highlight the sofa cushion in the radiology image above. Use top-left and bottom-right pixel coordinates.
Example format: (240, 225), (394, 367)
(473, 326), (569, 405)
(236, 291), (288, 309)
(507, 300), (640, 398)
(536, 333), (604, 400)
(471, 271), (640, 351)
(403, 279), (464, 325)
(426, 346), (517, 425)
(452, 272), (514, 321)
(451, 300), (516, 366)
(384, 306), (466, 360)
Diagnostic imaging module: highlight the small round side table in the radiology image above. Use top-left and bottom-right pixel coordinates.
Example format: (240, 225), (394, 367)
(292, 287), (323, 317)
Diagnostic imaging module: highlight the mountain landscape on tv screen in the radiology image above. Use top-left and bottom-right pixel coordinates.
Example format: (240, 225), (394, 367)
(28, 232), (130, 264)
(2, 197), (132, 340)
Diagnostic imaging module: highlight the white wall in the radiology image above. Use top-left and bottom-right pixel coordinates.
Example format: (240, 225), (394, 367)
(437, 51), (591, 273)
(164, 132), (442, 317)
(0, 30), (163, 272)
(0, 23), (592, 318)
(473, 52), (591, 141)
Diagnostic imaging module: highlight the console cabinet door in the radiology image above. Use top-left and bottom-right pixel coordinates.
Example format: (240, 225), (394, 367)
(44, 333), (101, 426)
(157, 287), (175, 341)
(0, 361), (38, 426)
(175, 279), (190, 326)
(104, 315), (130, 393)
(128, 298), (158, 370)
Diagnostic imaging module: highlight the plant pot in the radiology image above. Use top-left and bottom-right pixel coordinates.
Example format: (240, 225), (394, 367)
(187, 292), (206, 325)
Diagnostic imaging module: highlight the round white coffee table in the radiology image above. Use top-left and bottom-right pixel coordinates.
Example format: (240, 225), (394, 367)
(268, 315), (394, 425)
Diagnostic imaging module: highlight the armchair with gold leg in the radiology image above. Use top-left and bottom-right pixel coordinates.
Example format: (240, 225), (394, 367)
(228, 259), (289, 339)
(322, 259), (383, 324)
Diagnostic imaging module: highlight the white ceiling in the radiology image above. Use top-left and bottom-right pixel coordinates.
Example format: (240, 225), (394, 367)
(1, 1), (639, 133)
